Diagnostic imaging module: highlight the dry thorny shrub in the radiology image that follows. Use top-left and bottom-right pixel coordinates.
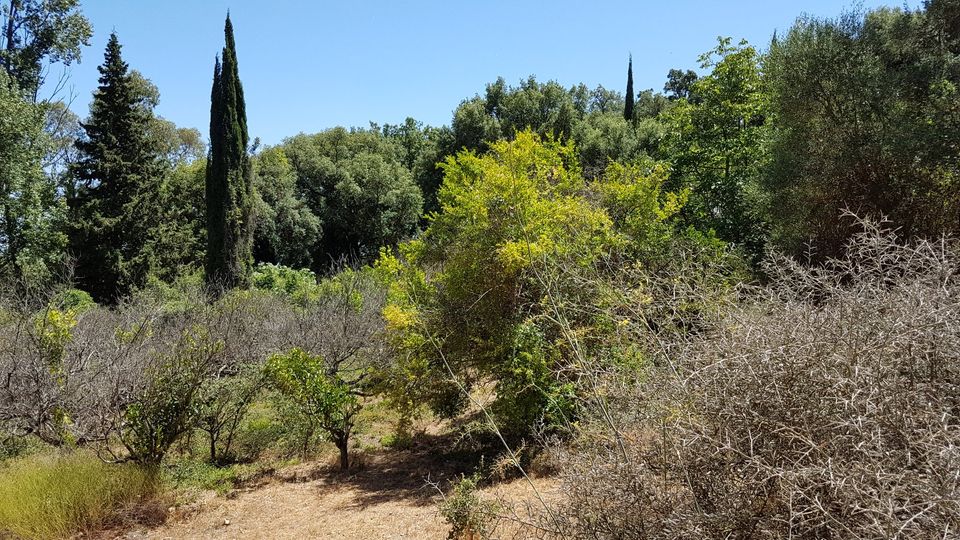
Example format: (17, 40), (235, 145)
(0, 270), (387, 460)
(522, 218), (960, 539)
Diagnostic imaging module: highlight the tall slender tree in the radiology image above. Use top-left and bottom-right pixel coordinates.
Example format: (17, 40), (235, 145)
(624, 54), (635, 121)
(205, 14), (253, 291)
(69, 33), (164, 302)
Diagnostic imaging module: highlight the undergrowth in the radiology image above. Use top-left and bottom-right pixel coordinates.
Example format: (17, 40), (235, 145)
(0, 451), (158, 539)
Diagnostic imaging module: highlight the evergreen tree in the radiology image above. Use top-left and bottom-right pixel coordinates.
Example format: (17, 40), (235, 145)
(68, 33), (164, 302)
(205, 14), (253, 291)
(624, 54), (635, 121)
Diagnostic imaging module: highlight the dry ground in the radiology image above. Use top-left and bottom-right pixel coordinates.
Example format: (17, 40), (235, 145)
(118, 434), (558, 540)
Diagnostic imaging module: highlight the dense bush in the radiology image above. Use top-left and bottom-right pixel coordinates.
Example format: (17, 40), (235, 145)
(378, 132), (720, 442)
(535, 220), (960, 539)
(440, 472), (499, 539)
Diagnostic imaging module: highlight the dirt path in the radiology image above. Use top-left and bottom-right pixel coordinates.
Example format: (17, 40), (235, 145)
(130, 479), (447, 539)
(121, 435), (558, 540)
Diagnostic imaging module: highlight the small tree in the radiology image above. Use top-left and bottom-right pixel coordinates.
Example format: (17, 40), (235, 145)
(119, 326), (223, 466)
(266, 348), (360, 471)
(195, 364), (264, 464)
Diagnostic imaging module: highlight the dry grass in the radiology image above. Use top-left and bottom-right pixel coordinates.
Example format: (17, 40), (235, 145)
(0, 451), (160, 539)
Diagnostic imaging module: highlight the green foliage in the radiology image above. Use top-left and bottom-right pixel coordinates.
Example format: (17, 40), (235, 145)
(624, 55), (635, 121)
(0, 0), (93, 99)
(143, 159), (207, 285)
(133, 270), (205, 314)
(378, 132), (708, 438)
(252, 147), (321, 269)
(52, 288), (96, 313)
(32, 307), (76, 376)
(664, 68), (699, 102)
(281, 127), (424, 265)
(0, 451), (156, 540)
(454, 76), (670, 182)
(121, 327), (223, 465)
(593, 160), (687, 260)
(0, 434), (36, 462)
(764, 6), (960, 257)
(572, 110), (660, 179)
(205, 15), (254, 291)
(425, 131), (614, 370)
(0, 70), (65, 284)
(68, 33), (168, 302)
(195, 364), (265, 464)
(491, 322), (575, 432)
(451, 76), (580, 153)
(265, 348), (361, 469)
(252, 263), (319, 303)
(229, 402), (287, 461)
(162, 455), (280, 496)
(439, 472), (499, 540)
(382, 118), (454, 215)
(661, 37), (769, 261)
(380, 133), (619, 433)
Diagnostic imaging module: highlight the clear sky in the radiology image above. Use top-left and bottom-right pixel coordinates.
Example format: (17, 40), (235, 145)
(53, 0), (913, 145)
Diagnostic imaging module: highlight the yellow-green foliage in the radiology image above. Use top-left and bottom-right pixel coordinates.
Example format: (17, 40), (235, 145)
(265, 349), (358, 425)
(420, 132), (617, 367)
(594, 160), (687, 252)
(0, 452), (157, 539)
(375, 131), (705, 431)
(33, 308), (77, 374)
(430, 130), (616, 274)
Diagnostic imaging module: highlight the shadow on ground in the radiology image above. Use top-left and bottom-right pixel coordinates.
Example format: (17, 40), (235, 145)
(286, 431), (483, 509)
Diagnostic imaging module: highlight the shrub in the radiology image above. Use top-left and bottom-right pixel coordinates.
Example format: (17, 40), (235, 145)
(230, 404), (286, 461)
(539, 219), (960, 539)
(52, 288), (96, 313)
(440, 472), (499, 539)
(0, 451), (158, 539)
(378, 132), (705, 443)
(252, 263), (319, 303)
(120, 327), (224, 465)
(195, 363), (265, 464)
(266, 348), (361, 471)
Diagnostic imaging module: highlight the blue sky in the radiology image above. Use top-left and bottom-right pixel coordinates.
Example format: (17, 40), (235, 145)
(54, 0), (912, 145)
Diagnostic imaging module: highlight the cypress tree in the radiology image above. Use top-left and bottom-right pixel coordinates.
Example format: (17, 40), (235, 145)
(69, 33), (163, 302)
(205, 14), (253, 291)
(624, 54), (635, 121)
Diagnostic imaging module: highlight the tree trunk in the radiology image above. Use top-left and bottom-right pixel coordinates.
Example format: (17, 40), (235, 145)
(3, 1), (16, 75)
(209, 430), (219, 464)
(337, 437), (349, 471)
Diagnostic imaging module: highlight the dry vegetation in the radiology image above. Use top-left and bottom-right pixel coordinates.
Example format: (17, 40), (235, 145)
(521, 219), (960, 539)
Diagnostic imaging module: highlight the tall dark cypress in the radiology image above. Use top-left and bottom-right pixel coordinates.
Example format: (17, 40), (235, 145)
(69, 33), (163, 302)
(205, 14), (253, 291)
(624, 54), (635, 121)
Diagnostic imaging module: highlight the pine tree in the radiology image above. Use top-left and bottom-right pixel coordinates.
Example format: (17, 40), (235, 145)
(69, 33), (163, 302)
(205, 14), (253, 291)
(624, 54), (635, 121)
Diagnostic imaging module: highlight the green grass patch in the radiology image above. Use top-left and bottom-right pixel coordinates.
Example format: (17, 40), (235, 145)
(163, 457), (292, 497)
(0, 451), (158, 539)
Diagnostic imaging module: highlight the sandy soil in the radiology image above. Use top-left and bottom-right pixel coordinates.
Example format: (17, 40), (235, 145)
(128, 479), (447, 539)
(119, 435), (558, 540)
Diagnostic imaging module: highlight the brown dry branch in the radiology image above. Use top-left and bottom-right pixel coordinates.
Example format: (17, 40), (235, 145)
(528, 217), (960, 539)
